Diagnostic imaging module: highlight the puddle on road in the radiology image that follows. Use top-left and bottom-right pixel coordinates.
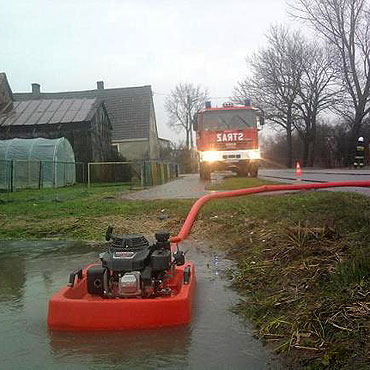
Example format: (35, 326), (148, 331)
(0, 239), (282, 370)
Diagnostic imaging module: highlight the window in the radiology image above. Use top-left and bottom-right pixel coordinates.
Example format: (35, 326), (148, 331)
(200, 110), (258, 131)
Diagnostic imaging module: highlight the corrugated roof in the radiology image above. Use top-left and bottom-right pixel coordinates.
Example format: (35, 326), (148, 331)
(0, 98), (98, 127)
(13, 85), (153, 140)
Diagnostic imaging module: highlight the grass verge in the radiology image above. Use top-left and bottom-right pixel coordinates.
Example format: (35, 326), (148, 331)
(213, 191), (370, 370)
(1, 185), (370, 369)
(206, 175), (280, 190)
(0, 184), (191, 240)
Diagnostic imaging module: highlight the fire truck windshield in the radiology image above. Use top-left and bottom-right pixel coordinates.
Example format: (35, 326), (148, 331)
(200, 110), (258, 131)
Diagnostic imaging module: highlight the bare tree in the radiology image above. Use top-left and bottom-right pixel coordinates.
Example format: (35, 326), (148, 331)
(293, 42), (339, 166)
(235, 25), (340, 167)
(234, 26), (304, 167)
(165, 83), (209, 149)
(290, 0), (370, 148)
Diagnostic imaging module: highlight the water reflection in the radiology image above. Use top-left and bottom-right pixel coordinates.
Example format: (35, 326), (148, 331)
(0, 255), (25, 306)
(50, 326), (190, 369)
(0, 239), (278, 370)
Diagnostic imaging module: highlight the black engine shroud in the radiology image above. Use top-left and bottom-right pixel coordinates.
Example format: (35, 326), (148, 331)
(86, 228), (182, 298)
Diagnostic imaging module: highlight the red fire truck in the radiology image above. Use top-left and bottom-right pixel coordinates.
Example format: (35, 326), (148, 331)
(194, 100), (264, 180)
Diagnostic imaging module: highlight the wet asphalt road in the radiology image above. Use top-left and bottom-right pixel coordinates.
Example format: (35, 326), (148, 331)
(259, 168), (370, 196)
(121, 169), (370, 201)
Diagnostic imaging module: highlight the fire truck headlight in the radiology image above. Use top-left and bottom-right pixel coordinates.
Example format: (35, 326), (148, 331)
(201, 151), (220, 162)
(249, 150), (261, 160)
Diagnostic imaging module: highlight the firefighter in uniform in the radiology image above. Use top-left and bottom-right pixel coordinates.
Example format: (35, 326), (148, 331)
(354, 136), (365, 168)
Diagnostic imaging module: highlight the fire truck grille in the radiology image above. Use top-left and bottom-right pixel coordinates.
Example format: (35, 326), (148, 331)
(223, 154), (241, 159)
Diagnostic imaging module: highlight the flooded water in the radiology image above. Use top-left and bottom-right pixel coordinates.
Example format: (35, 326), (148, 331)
(0, 239), (280, 370)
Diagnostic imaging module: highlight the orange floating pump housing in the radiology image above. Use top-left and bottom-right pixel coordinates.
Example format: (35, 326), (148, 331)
(48, 229), (195, 331)
(48, 181), (370, 331)
(48, 261), (195, 331)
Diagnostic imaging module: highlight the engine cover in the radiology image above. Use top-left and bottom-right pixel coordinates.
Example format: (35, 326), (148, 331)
(101, 234), (151, 272)
(118, 271), (141, 296)
(111, 234), (149, 250)
(102, 248), (150, 271)
(86, 228), (177, 299)
(151, 249), (171, 271)
(87, 266), (105, 295)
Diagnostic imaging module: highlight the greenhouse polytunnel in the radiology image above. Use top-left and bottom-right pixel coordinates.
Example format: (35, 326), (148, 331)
(0, 137), (76, 191)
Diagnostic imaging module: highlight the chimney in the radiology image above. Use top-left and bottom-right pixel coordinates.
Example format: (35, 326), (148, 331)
(97, 81), (104, 90)
(32, 83), (41, 95)
(0, 73), (13, 113)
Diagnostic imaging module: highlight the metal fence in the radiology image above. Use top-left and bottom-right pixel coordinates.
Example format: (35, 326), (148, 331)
(0, 159), (179, 192)
(0, 160), (86, 192)
(87, 161), (179, 188)
(141, 161), (179, 187)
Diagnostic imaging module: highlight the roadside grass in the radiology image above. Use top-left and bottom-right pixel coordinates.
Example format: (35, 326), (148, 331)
(216, 191), (370, 369)
(2, 185), (370, 368)
(0, 183), (131, 203)
(0, 184), (193, 240)
(206, 175), (280, 190)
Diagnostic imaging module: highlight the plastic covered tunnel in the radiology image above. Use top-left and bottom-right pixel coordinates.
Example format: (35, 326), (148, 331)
(0, 137), (76, 190)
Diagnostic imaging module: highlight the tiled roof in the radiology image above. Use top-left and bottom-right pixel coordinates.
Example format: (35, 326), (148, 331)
(0, 98), (99, 127)
(13, 85), (153, 140)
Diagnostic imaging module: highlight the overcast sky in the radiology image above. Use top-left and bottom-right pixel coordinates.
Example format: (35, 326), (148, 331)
(1, 0), (292, 141)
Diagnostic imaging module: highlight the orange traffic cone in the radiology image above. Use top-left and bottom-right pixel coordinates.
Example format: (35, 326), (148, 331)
(295, 161), (301, 180)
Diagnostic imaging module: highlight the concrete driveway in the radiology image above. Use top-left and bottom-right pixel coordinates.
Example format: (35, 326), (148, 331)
(122, 173), (221, 200)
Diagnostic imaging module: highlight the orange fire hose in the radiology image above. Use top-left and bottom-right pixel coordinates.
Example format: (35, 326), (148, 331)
(170, 181), (370, 244)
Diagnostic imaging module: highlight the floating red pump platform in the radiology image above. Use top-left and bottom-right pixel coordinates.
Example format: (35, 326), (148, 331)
(48, 180), (370, 331)
(48, 262), (195, 331)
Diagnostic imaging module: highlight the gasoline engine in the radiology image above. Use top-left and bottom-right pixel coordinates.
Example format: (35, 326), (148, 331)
(85, 227), (185, 298)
